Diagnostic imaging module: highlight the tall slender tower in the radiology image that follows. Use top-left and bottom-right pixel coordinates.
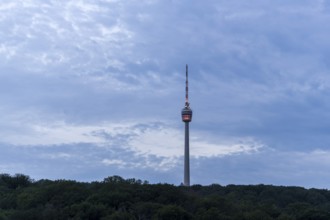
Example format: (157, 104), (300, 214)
(181, 64), (192, 186)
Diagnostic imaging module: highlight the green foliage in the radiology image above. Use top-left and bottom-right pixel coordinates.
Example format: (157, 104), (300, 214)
(102, 211), (135, 220)
(0, 174), (32, 189)
(155, 205), (191, 220)
(132, 202), (162, 219)
(1, 174), (330, 219)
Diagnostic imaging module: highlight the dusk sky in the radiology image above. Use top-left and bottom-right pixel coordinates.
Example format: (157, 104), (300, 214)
(1, 0), (330, 188)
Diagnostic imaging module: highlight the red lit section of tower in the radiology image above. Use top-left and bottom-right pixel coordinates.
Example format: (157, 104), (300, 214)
(182, 107), (192, 122)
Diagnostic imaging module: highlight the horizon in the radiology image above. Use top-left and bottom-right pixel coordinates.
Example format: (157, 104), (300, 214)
(1, 0), (330, 189)
(2, 173), (325, 191)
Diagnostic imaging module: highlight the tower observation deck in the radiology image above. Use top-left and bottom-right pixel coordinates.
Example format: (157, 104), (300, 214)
(181, 65), (192, 186)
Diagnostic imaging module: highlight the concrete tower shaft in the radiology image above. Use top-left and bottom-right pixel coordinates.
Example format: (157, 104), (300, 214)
(181, 65), (192, 186)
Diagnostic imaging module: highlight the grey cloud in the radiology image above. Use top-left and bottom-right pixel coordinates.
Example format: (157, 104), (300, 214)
(0, 141), (182, 183)
(1, 0), (330, 187)
(192, 149), (330, 188)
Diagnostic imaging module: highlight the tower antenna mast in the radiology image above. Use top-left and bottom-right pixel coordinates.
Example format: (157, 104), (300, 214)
(185, 64), (189, 107)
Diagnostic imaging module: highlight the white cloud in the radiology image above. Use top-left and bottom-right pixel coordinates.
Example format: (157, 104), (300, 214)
(0, 123), (104, 146)
(0, 44), (17, 59)
(102, 159), (127, 167)
(0, 119), (263, 159)
(40, 152), (73, 160)
(0, 2), (17, 11)
(69, 1), (106, 13)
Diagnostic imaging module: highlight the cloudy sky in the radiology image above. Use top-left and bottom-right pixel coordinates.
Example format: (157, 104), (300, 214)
(1, 0), (330, 188)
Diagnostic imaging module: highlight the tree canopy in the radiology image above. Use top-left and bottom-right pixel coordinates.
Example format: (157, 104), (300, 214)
(0, 174), (329, 219)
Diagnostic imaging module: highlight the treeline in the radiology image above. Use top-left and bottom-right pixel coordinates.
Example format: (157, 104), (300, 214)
(0, 174), (330, 219)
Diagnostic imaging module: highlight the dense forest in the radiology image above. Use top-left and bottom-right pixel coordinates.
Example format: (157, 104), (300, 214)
(0, 174), (330, 219)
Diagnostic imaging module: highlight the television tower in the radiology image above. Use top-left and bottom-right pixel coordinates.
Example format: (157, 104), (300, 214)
(181, 64), (192, 186)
